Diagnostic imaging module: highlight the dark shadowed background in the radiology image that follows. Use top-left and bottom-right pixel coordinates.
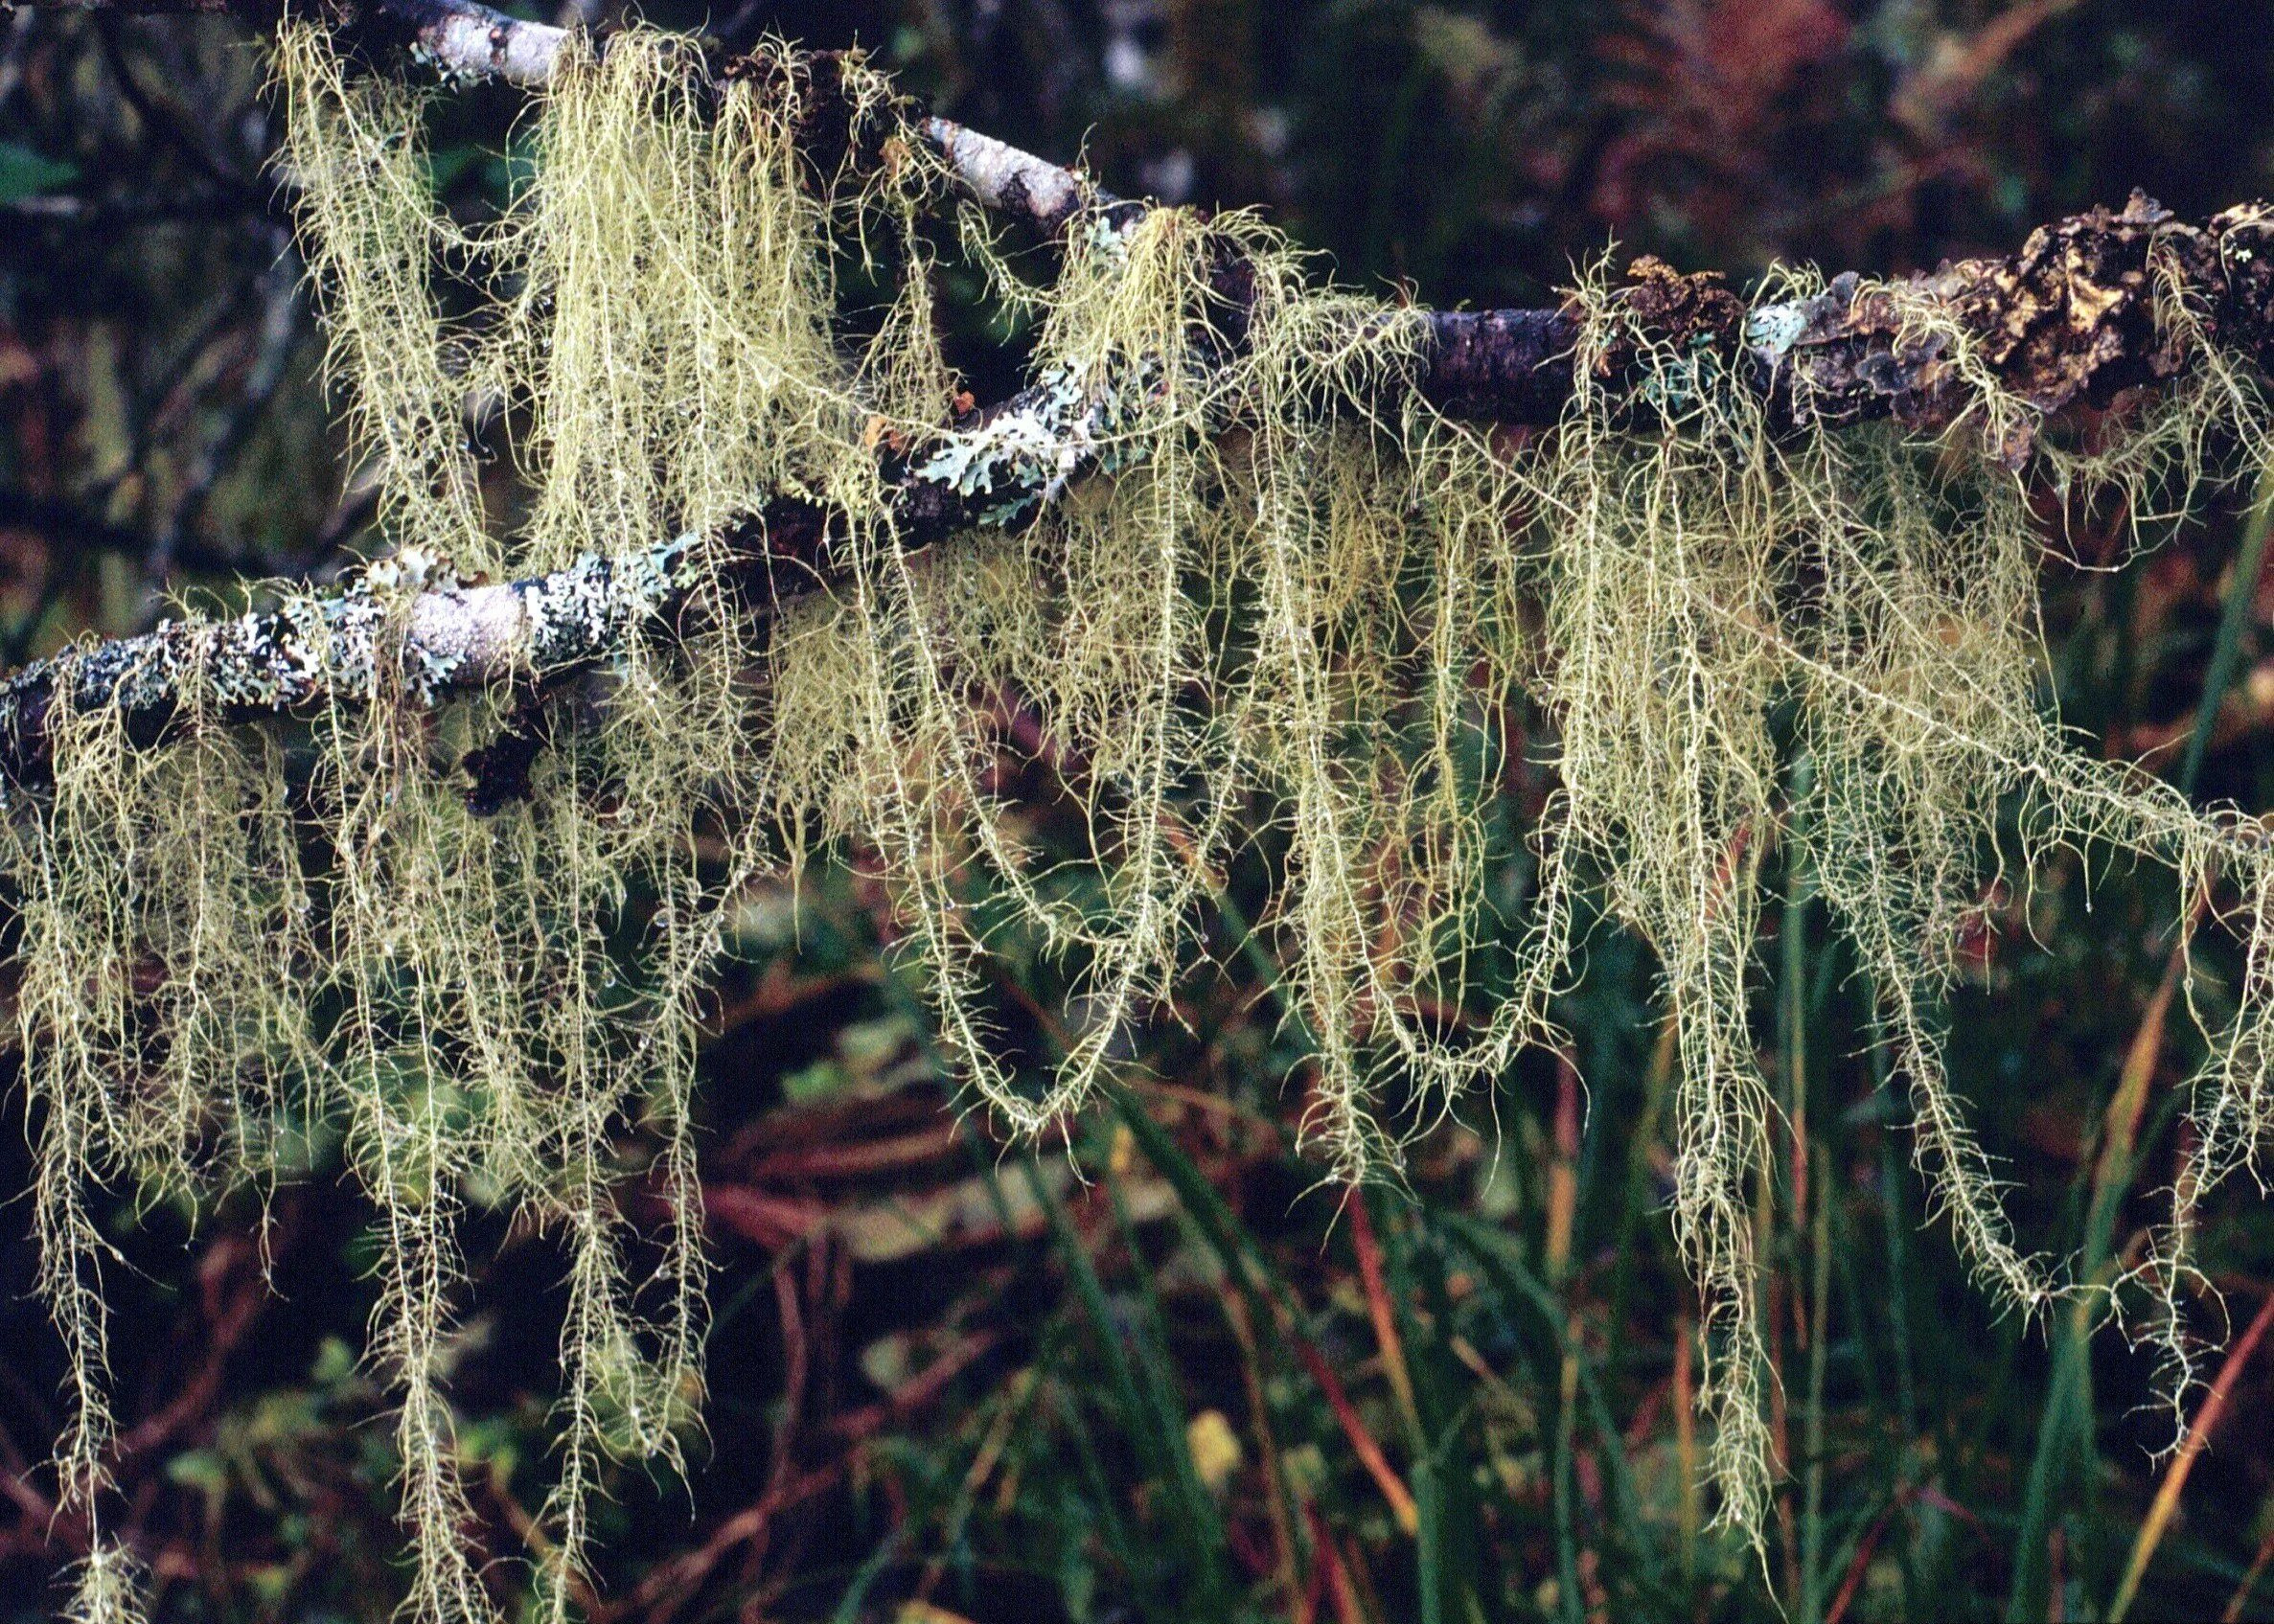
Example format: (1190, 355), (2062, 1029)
(6, 2), (2274, 1619)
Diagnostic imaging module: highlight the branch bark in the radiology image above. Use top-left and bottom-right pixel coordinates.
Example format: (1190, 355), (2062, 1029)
(9, 0), (2274, 792)
(27, 0), (2274, 426)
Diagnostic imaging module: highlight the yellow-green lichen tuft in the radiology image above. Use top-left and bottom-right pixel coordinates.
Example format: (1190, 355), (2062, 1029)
(14, 19), (2274, 1620)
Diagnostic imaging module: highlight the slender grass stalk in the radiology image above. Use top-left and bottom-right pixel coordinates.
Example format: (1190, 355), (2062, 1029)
(2180, 463), (2274, 797)
(1023, 1154), (1232, 1609)
(1551, 1338), (1586, 1624)
(2010, 932), (2189, 1619)
(1803, 1143), (1832, 1624)
(1349, 1193), (1420, 1435)
(2221, 1502), (2274, 1621)
(1607, 1018), (1680, 1377)
(2109, 1288), (2274, 1619)
(1222, 1286), (1308, 1618)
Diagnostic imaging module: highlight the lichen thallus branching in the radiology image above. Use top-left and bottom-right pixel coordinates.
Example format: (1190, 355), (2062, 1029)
(10, 21), (2274, 1619)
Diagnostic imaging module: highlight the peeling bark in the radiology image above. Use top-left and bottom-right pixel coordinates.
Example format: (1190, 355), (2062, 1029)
(1749, 194), (2274, 452)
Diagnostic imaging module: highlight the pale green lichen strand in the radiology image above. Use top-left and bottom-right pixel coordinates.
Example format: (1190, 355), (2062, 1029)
(15, 26), (2274, 1623)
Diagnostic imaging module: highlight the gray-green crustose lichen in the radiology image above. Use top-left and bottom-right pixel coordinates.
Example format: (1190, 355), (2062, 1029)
(916, 360), (1160, 523)
(0, 533), (710, 771)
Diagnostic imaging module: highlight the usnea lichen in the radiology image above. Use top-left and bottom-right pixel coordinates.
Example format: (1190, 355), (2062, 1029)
(12, 19), (2274, 1619)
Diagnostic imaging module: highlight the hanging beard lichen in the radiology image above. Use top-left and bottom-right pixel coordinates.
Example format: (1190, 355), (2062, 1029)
(11, 18), (2274, 1618)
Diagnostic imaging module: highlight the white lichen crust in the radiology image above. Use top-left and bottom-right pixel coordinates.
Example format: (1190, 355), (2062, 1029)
(0, 538), (703, 778)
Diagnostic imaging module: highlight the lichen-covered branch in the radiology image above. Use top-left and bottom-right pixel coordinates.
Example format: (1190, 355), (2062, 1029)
(6, 187), (2274, 789)
(21, 23), (2274, 1623)
(286, 0), (2274, 444)
(0, 349), (1120, 787)
(24, 0), (2274, 423)
(12, 1), (2274, 787)
(0, 540), (693, 787)
(23, 0), (1121, 233)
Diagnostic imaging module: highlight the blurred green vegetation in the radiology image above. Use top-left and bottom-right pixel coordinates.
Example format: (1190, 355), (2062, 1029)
(9, 2), (2274, 1620)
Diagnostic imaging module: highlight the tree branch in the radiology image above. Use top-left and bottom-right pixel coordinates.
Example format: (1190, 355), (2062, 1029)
(27, 0), (2274, 424)
(8, 0), (2274, 794)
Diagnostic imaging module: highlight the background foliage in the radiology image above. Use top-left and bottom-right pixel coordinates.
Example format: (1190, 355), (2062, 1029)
(7, 1), (2274, 1619)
